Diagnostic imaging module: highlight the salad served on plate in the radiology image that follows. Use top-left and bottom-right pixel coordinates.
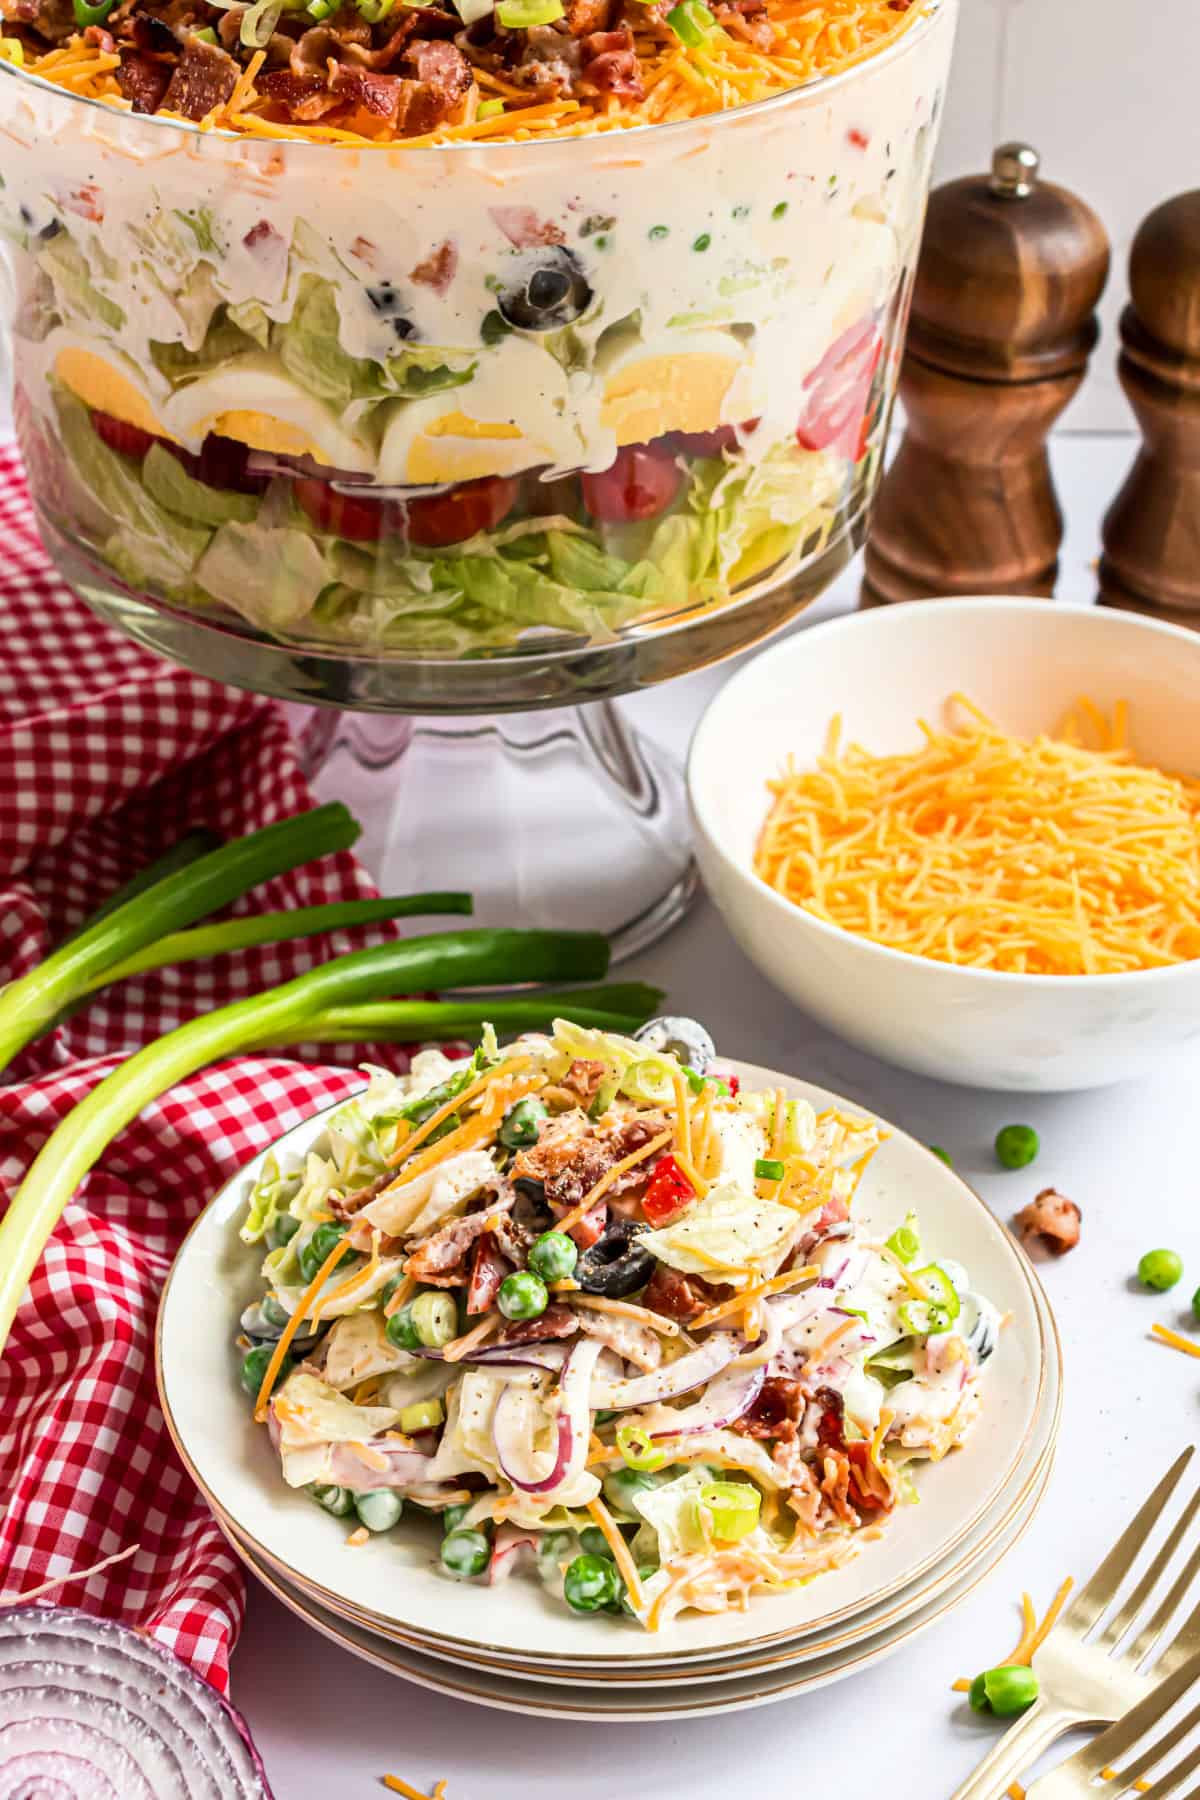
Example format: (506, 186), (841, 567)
(235, 1017), (999, 1629)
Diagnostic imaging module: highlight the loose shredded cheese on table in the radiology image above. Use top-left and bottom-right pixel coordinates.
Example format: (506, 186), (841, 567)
(1152, 1322), (1200, 1360)
(755, 697), (1200, 976)
(18, 2), (920, 147)
(951, 1577), (1074, 1692)
(383, 1778), (449, 1800)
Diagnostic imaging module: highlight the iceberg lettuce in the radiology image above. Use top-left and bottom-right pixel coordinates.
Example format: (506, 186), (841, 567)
(142, 443), (258, 527)
(194, 521), (332, 629)
(640, 1181), (801, 1286)
(276, 276), (476, 406)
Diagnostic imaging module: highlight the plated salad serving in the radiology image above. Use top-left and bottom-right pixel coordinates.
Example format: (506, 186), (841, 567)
(235, 1018), (999, 1629)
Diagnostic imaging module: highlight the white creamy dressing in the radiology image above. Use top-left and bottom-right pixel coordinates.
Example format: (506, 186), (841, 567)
(0, 10), (952, 479)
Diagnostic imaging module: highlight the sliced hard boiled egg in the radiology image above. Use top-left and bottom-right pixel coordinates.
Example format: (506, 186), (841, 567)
(378, 339), (575, 486)
(597, 329), (761, 447)
(52, 341), (177, 442)
(163, 354), (376, 474)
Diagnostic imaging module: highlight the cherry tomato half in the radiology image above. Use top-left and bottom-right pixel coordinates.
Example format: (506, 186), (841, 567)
(582, 442), (683, 524)
(90, 409), (159, 460)
(294, 473), (518, 548)
(795, 316), (883, 461)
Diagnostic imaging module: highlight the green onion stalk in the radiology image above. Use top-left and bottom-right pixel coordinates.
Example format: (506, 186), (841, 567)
(261, 982), (665, 1047)
(55, 829), (222, 949)
(0, 928), (608, 1351)
(78, 894), (473, 995)
(0, 803), (361, 1074)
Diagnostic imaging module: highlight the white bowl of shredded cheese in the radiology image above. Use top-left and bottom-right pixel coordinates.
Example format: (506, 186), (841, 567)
(688, 597), (1200, 1091)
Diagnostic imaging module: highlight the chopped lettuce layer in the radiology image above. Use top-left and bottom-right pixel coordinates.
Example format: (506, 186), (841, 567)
(51, 383), (845, 655)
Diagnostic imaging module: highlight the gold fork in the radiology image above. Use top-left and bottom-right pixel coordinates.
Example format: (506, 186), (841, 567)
(951, 1448), (1200, 1800)
(1028, 1642), (1200, 1796)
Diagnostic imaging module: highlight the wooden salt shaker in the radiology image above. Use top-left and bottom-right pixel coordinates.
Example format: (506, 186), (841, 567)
(1098, 193), (1200, 624)
(861, 144), (1110, 607)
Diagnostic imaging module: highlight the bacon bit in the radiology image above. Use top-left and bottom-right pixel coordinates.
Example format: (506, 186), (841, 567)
(243, 219), (281, 251)
(847, 126), (869, 148)
(61, 183), (104, 222)
(411, 239), (458, 295)
(116, 49), (169, 113)
(349, 236), (378, 265)
(489, 204), (566, 249)
(346, 1525), (370, 1547)
(579, 25), (642, 98)
(161, 35), (239, 120)
(1014, 1188), (1081, 1257)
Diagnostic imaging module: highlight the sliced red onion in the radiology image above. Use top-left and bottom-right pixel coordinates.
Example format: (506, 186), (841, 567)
(327, 1439), (438, 1491)
(487, 1525), (539, 1585)
(0, 1607), (271, 1798)
(647, 1363), (765, 1440)
(466, 1343), (569, 1372)
(492, 1338), (601, 1496)
(244, 449), (374, 485)
(588, 1332), (740, 1411)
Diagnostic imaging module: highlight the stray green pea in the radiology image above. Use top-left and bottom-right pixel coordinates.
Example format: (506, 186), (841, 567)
(692, 233), (711, 252)
(929, 1146), (952, 1166)
(1138, 1249), (1183, 1292)
(649, 224), (669, 240)
(995, 1124), (1039, 1170)
(968, 1665), (1039, 1718)
(441, 1529), (490, 1579)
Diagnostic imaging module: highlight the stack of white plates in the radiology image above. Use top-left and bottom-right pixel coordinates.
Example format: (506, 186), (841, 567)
(157, 1061), (1060, 1722)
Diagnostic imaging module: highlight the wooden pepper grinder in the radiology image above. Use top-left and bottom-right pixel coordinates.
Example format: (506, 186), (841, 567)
(861, 143), (1110, 607)
(1098, 193), (1200, 623)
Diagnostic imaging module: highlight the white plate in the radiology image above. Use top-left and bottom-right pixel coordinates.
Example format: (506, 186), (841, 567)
(158, 1058), (1047, 1668)
(227, 1454), (1054, 1720)
(220, 1261), (1059, 1686)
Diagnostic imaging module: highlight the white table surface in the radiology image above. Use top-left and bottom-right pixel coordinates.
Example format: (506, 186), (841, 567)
(233, 433), (1190, 1799)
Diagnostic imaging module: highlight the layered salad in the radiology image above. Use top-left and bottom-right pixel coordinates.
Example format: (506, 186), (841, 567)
(0, 1), (952, 658)
(233, 1019), (998, 1628)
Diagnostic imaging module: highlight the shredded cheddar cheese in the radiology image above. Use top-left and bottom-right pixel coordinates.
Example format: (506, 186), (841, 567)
(951, 1577), (1074, 1693)
(555, 1128), (673, 1235)
(755, 697), (1200, 976)
(383, 1778), (449, 1800)
(586, 1495), (645, 1613)
(254, 1234), (353, 1419)
(1152, 1322), (1200, 1360)
(18, 2), (922, 148)
(386, 1056), (530, 1169)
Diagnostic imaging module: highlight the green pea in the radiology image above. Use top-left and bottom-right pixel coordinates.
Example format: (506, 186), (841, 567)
(621, 1564), (658, 1617)
(260, 1293), (290, 1329)
(267, 1213), (300, 1251)
(648, 224), (669, 240)
(968, 1665), (1039, 1718)
(579, 1525), (614, 1560)
(412, 1290), (458, 1348)
(297, 1221), (348, 1284)
(441, 1529), (491, 1579)
(240, 1344), (291, 1399)
(929, 1146), (952, 1166)
(385, 1304), (423, 1352)
(379, 1272), (407, 1307)
(771, 201), (788, 220)
(497, 1270), (548, 1323)
(564, 1552), (620, 1614)
(1139, 1249), (1183, 1292)
(692, 233), (711, 252)
(442, 1503), (472, 1533)
(602, 1466), (656, 1514)
(499, 1095), (548, 1150)
(355, 1490), (404, 1532)
(527, 1231), (578, 1284)
(1192, 1288), (1200, 1323)
(310, 1484), (355, 1517)
(995, 1124), (1039, 1170)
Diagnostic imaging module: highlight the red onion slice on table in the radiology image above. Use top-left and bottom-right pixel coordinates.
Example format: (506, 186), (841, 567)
(0, 1608), (271, 1799)
(588, 1331), (740, 1411)
(647, 1362), (766, 1439)
(493, 1338), (601, 1495)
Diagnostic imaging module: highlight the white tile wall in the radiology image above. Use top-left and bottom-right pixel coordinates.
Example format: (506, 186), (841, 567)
(934, 0), (1198, 431)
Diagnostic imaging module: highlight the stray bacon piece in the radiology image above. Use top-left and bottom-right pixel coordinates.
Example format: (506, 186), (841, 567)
(563, 0), (616, 34)
(1014, 1188), (1081, 1258)
(579, 23), (642, 96)
(116, 45), (171, 111)
(411, 239), (459, 296)
(735, 1376), (805, 1440)
(160, 35), (239, 120)
(497, 1302), (577, 1345)
(560, 1058), (609, 1105)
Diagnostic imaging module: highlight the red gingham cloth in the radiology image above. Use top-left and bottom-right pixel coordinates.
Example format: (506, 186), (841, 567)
(0, 442), (412, 1692)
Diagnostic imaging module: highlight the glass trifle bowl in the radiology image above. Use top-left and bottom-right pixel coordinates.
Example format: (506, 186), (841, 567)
(0, 0), (955, 945)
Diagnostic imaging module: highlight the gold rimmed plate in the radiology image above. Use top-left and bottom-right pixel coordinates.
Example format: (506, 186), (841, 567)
(158, 1059), (1048, 1670)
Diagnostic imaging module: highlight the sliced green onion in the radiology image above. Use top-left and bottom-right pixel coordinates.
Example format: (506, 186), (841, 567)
(898, 1298), (954, 1338)
(696, 1480), (760, 1542)
(72, 0), (115, 23)
(356, 0), (397, 20)
(399, 1397), (445, 1434)
(306, 0), (338, 18)
(885, 1212), (920, 1265)
(616, 1423), (667, 1473)
(411, 1291), (459, 1349)
(621, 1057), (678, 1105)
(476, 98), (505, 118)
(666, 0), (713, 46)
(81, 893), (473, 996)
(0, 804), (361, 1073)
(191, 24), (218, 39)
(240, 0), (283, 45)
(0, 927), (608, 1352)
(754, 1158), (785, 1182)
(912, 1265), (960, 1321)
(496, 0), (563, 22)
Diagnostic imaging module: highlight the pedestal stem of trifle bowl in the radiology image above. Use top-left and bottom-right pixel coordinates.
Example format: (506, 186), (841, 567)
(0, 0), (956, 951)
